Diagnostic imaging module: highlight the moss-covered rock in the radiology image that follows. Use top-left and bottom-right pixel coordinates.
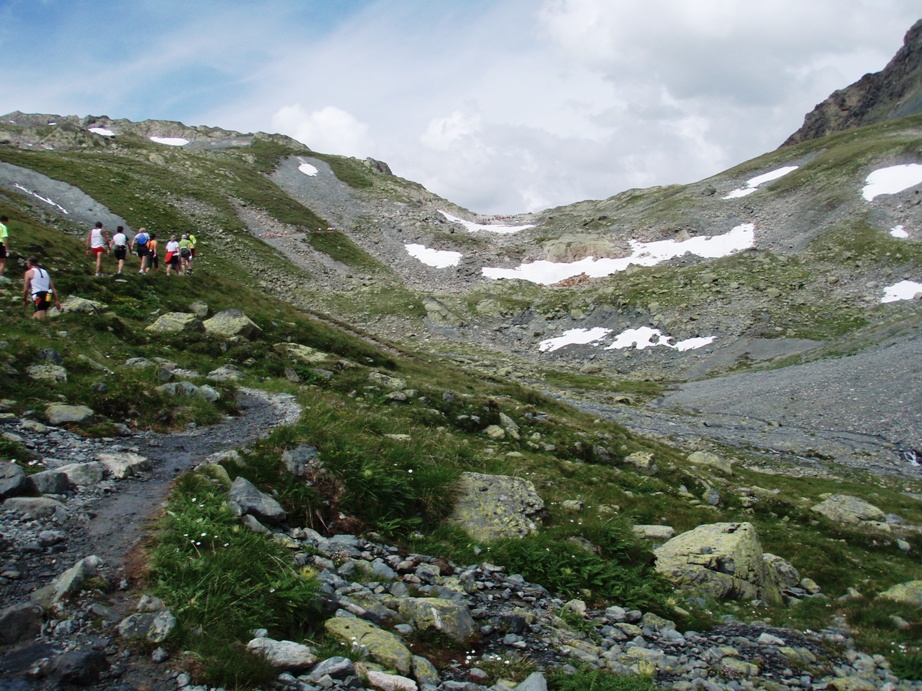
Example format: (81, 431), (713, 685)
(654, 522), (782, 606)
(145, 312), (204, 334)
(397, 597), (475, 643)
(448, 471), (544, 543)
(324, 616), (412, 675)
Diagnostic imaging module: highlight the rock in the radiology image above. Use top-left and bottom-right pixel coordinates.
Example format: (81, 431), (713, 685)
(632, 525), (676, 540)
(368, 372), (408, 390)
(118, 610), (176, 643)
(811, 494), (887, 527)
(207, 364), (246, 381)
(411, 655), (439, 686)
(3, 496), (68, 520)
(654, 522), (782, 605)
(95, 452), (150, 479)
(228, 476), (287, 524)
(448, 472), (544, 542)
(763, 553), (801, 592)
(27, 469), (71, 495)
(0, 602), (44, 644)
(188, 300), (209, 317)
(203, 309), (261, 339)
(423, 297), (466, 327)
(275, 342), (330, 364)
(364, 670), (419, 691)
(624, 451), (658, 475)
(687, 451), (734, 475)
(485, 424), (506, 440)
(31, 556), (101, 606)
(56, 461), (107, 486)
(145, 312), (204, 334)
(0, 461), (28, 498)
(45, 403), (95, 426)
(53, 649), (109, 685)
(878, 580), (922, 606)
(245, 637), (317, 671)
(515, 672), (549, 691)
(307, 656), (356, 681)
(26, 364), (67, 383)
(325, 616), (413, 675)
(397, 597), (475, 643)
(281, 444), (320, 477)
(56, 295), (106, 315)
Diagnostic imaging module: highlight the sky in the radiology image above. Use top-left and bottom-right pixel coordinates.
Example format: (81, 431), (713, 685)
(0, 1), (919, 215)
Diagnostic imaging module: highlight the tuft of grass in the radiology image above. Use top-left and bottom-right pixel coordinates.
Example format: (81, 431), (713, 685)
(547, 665), (657, 691)
(147, 470), (321, 688)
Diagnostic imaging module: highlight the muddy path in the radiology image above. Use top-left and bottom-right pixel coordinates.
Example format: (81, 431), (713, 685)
(80, 389), (301, 572)
(1, 388), (301, 607)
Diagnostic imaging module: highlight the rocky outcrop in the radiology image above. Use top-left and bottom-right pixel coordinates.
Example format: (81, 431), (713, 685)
(227, 476), (287, 525)
(654, 522), (782, 606)
(45, 403), (95, 426)
(783, 19), (922, 146)
(448, 472), (544, 542)
(878, 580), (922, 607)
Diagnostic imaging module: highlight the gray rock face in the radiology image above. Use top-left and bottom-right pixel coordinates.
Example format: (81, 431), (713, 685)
(4, 496), (68, 520)
(397, 597), (475, 643)
(207, 364), (246, 381)
(95, 452), (150, 479)
(203, 309), (261, 339)
(31, 556), (101, 607)
(228, 476), (287, 524)
(448, 471), (544, 542)
(56, 461), (107, 486)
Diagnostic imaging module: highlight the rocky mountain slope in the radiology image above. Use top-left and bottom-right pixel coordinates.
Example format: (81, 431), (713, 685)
(783, 19), (922, 146)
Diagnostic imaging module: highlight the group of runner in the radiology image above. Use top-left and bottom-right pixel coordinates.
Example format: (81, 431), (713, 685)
(84, 222), (197, 277)
(0, 215), (200, 320)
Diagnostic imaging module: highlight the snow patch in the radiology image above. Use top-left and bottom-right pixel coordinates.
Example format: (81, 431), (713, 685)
(149, 136), (189, 146)
(890, 225), (909, 239)
(298, 162), (319, 177)
(881, 280), (922, 303)
(484, 224), (754, 285)
(88, 127), (115, 137)
(539, 326), (715, 354)
(13, 183), (68, 215)
(405, 243), (462, 268)
(863, 164), (922, 201)
(439, 210), (534, 234)
(723, 166), (798, 199)
(539, 327), (612, 352)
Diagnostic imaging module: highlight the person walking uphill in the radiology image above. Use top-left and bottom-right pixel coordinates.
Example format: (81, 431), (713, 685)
(85, 222), (110, 277)
(111, 225), (129, 274)
(22, 256), (61, 319)
(0, 215), (9, 278)
(132, 227), (151, 274)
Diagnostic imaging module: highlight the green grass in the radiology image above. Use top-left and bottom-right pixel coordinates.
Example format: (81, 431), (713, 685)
(547, 665), (657, 691)
(147, 470), (321, 689)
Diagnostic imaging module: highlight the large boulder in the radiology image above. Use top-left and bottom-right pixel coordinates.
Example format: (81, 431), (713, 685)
(228, 476), (286, 524)
(203, 309), (261, 339)
(145, 312), (204, 334)
(811, 495), (887, 529)
(448, 472), (544, 543)
(423, 297), (466, 327)
(4, 497), (68, 520)
(45, 403), (95, 426)
(654, 522), (782, 606)
(31, 556), (102, 606)
(324, 616), (412, 675)
(56, 461), (107, 486)
(0, 602), (44, 644)
(54, 296), (106, 315)
(397, 597), (475, 643)
(26, 364), (67, 383)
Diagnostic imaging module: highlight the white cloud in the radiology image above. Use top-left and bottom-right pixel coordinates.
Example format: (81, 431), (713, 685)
(272, 104), (373, 157)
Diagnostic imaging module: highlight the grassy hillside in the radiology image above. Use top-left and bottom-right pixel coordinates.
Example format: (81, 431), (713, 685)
(2, 167), (922, 688)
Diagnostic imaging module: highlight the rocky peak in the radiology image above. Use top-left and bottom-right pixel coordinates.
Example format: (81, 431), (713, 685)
(782, 17), (922, 146)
